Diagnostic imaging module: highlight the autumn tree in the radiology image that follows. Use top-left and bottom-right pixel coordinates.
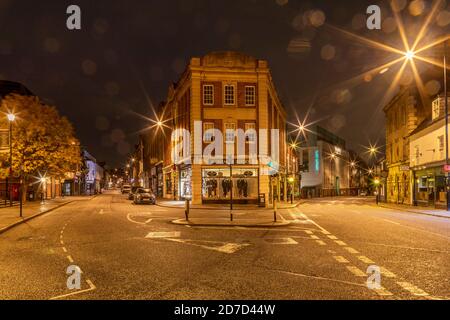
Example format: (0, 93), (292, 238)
(0, 93), (81, 200)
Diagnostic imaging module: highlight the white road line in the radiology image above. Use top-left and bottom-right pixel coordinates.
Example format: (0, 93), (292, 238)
(383, 219), (400, 225)
(397, 282), (429, 296)
(344, 247), (360, 254)
(327, 235), (338, 240)
(346, 266), (366, 277)
(67, 255), (74, 263)
(99, 209), (104, 215)
(357, 256), (375, 264)
(145, 218), (153, 224)
(316, 240), (327, 246)
(304, 230), (313, 235)
(60, 240), (64, 245)
(62, 247), (67, 253)
(333, 256), (350, 263)
(310, 235), (319, 240)
(381, 267), (397, 278)
(165, 238), (250, 254)
(145, 231), (180, 238)
(264, 237), (298, 245)
(275, 270), (368, 288)
(49, 279), (96, 300)
(335, 240), (347, 246)
(373, 287), (394, 296)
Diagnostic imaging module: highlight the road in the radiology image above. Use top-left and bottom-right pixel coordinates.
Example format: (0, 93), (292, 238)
(0, 191), (448, 300)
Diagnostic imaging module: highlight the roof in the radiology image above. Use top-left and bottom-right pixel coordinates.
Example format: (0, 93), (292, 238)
(200, 51), (260, 68)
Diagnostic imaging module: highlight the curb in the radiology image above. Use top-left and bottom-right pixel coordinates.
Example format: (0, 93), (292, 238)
(0, 196), (98, 235)
(157, 201), (303, 211)
(374, 204), (450, 219)
(171, 219), (291, 228)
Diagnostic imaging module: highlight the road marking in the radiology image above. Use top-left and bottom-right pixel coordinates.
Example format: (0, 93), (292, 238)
(397, 282), (429, 296)
(275, 269), (367, 288)
(264, 237), (298, 245)
(62, 247), (67, 253)
(321, 230), (331, 235)
(357, 256), (375, 264)
(310, 235), (319, 240)
(145, 231), (181, 238)
(316, 240), (327, 246)
(327, 235), (338, 240)
(60, 240), (64, 245)
(328, 250), (337, 254)
(335, 240), (347, 246)
(381, 267), (396, 278)
(346, 266), (366, 277)
(165, 238), (250, 254)
(373, 287), (394, 296)
(145, 218), (153, 224)
(304, 230), (313, 235)
(344, 247), (360, 254)
(49, 279), (96, 300)
(99, 209), (104, 214)
(333, 256), (350, 263)
(67, 255), (74, 263)
(383, 219), (400, 225)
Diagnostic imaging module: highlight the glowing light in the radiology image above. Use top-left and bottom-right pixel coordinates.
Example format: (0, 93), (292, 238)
(7, 113), (15, 122)
(374, 179), (380, 185)
(405, 50), (415, 60)
(288, 177), (295, 183)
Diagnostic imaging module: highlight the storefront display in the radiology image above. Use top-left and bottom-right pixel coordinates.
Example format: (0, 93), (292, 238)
(202, 167), (258, 203)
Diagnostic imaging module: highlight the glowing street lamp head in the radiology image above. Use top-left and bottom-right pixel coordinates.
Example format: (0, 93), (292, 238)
(288, 177), (295, 183)
(405, 50), (415, 60)
(7, 113), (15, 122)
(40, 177), (46, 183)
(157, 121), (163, 127)
(374, 179), (380, 185)
(350, 161), (356, 167)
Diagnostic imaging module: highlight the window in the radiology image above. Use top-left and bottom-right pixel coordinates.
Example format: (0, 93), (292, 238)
(203, 85), (214, 105)
(224, 123), (236, 143)
(245, 123), (256, 143)
(245, 86), (256, 106)
(301, 150), (309, 172)
(224, 84), (235, 105)
(203, 122), (214, 142)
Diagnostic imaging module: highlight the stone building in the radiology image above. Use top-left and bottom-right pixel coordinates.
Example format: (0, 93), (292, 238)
(384, 85), (429, 204)
(142, 51), (291, 205)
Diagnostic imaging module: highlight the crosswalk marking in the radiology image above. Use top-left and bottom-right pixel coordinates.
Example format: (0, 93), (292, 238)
(335, 240), (347, 246)
(373, 287), (394, 296)
(344, 247), (360, 254)
(357, 256), (375, 264)
(316, 240), (327, 246)
(333, 256), (350, 263)
(381, 267), (396, 278)
(327, 235), (338, 240)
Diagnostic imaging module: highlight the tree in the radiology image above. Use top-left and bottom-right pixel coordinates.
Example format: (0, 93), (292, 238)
(0, 93), (81, 201)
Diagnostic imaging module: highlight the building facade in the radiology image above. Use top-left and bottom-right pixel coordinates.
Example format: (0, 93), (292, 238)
(142, 51), (291, 205)
(298, 126), (361, 197)
(384, 85), (429, 205)
(409, 94), (450, 208)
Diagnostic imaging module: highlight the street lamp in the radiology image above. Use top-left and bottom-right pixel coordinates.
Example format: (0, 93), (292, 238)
(6, 113), (15, 206)
(374, 178), (380, 205)
(405, 50), (415, 60)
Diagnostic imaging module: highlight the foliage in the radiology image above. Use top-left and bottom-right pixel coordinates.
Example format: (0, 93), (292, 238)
(0, 94), (81, 180)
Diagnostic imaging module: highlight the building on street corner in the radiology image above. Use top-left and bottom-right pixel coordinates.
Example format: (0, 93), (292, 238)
(139, 51), (295, 205)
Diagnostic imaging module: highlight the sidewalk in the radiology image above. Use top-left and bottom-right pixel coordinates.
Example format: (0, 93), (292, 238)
(172, 209), (291, 227)
(0, 196), (95, 234)
(375, 202), (450, 219)
(157, 199), (302, 210)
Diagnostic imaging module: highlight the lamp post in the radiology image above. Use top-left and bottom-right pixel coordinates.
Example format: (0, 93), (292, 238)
(444, 41), (449, 211)
(6, 113), (15, 206)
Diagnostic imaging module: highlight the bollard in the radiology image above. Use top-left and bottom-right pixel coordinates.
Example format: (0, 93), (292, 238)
(290, 194), (293, 204)
(185, 199), (190, 221)
(273, 199), (277, 222)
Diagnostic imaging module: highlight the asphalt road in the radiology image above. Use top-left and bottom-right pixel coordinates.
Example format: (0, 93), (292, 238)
(0, 191), (448, 300)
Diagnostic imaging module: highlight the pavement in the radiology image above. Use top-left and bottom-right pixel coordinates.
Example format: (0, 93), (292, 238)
(0, 191), (448, 300)
(0, 196), (96, 234)
(375, 202), (450, 219)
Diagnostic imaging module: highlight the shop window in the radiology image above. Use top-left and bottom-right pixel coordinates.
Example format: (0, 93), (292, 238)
(165, 173), (172, 194)
(245, 86), (256, 106)
(203, 122), (214, 142)
(203, 85), (214, 105)
(202, 168), (258, 201)
(224, 84), (235, 105)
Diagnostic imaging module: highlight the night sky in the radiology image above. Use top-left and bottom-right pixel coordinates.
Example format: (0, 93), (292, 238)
(0, 0), (448, 167)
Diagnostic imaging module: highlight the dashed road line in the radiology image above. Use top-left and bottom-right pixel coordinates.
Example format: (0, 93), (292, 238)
(310, 235), (319, 240)
(62, 247), (67, 253)
(315, 240), (327, 246)
(49, 279), (96, 300)
(373, 287), (394, 296)
(381, 267), (397, 278)
(67, 255), (74, 263)
(327, 235), (338, 240)
(333, 256), (350, 263)
(335, 240), (347, 246)
(357, 256), (375, 264)
(346, 266), (366, 277)
(344, 247), (360, 254)
(397, 282), (429, 296)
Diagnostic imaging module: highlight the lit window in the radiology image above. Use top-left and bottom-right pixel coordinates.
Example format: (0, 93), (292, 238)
(245, 86), (255, 106)
(225, 123), (236, 143)
(203, 122), (214, 142)
(245, 123), (256, 143)
(224, 84), (235, 105)
(203, 85), (214, 105)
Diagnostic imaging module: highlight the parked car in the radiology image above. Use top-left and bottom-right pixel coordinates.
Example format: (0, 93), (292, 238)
(133, 188), (156, 205)
(121, 184), (131, 194)
(128, 186), (142, 200)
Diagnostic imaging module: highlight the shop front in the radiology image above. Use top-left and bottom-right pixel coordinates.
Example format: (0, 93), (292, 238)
(201, 166), (259, 204)
(413, 166), (446, 209)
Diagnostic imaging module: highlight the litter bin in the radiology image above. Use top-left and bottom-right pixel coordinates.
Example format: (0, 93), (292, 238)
(258, 193), (266, 207)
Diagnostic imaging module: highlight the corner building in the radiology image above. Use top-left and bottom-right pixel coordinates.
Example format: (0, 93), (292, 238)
(160, 51), (288, 205)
